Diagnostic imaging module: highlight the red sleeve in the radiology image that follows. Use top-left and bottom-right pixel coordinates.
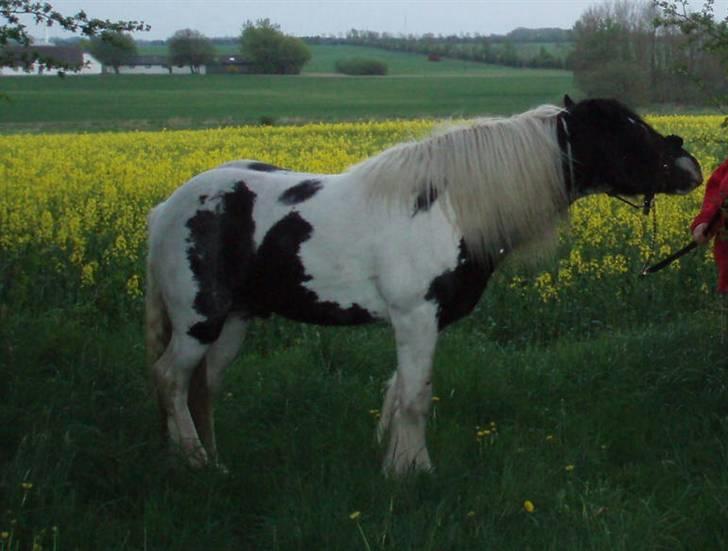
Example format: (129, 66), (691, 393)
(691, 159), (728, 231)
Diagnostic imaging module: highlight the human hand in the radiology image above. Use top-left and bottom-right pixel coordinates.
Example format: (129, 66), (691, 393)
(692, 223), (710, 244)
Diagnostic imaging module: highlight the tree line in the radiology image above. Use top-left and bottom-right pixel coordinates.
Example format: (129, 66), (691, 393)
(308, 28), (572, 69)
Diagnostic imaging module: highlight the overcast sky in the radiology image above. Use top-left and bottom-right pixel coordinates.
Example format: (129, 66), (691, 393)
(30, 1), (728, 41)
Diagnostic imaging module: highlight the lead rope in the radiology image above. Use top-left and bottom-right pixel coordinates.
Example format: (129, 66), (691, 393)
(642, 200), (658, 313)
(640, 199), (658, 276)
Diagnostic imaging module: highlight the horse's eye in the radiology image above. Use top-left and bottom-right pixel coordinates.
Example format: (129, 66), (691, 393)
(665, 135), (684, 149)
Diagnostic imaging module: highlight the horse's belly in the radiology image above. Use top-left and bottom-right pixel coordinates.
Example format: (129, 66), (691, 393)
(248, 265), (385, 326)
(244, 206), (386, 326)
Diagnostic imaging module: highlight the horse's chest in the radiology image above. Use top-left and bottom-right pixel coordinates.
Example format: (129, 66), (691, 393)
(424, 246), (493, 330)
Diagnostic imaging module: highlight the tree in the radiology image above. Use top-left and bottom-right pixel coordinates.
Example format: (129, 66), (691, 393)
(654, 0), (728, 60)
(89, 31), (136, 74)
(653, 1), (728, 110)
(0, 1), (147, 73)
(168, 28), (215, 74)
(570, 1), (659, 105)
(239, 19), (311, 74)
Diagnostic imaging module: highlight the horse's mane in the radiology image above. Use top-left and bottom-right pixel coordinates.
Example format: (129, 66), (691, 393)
(349, 105), (569, 263)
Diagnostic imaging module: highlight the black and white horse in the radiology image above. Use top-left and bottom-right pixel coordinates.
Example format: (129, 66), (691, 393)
(146, 96), (702, 475)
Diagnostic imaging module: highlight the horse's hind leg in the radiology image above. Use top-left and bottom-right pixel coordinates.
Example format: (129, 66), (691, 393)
(382, 304), (439, 476)
(188, 315), (247, 462)
(153, 332), (209, 467)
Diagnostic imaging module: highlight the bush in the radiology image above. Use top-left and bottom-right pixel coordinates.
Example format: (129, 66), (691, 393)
(335, 57), (388, 75)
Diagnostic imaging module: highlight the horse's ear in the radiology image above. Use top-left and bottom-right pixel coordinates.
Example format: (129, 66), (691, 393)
(563, 95), (575, 109)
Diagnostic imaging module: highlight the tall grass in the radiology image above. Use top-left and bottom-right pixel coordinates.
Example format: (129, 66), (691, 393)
(1, 306), (726, 549)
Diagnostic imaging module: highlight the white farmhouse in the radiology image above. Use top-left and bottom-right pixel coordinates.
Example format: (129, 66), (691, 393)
(0, 46), (102, 76)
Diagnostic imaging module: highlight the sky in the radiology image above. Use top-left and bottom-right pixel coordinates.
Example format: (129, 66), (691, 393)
(28, 0), (728, 41)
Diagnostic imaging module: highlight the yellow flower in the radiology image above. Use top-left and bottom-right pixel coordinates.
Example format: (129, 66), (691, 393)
(1, 531), (9, 539)
(431, 396), (440, 402)
(565, 464), (575, 472)
(20, 482), (32, 491)
(523, 500), (535, 513)
(349, 511), (361, 520)
(466, 510), (476, 518)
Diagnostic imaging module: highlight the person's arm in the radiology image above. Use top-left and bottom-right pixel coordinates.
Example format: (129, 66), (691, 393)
(691, 160), (728, 243)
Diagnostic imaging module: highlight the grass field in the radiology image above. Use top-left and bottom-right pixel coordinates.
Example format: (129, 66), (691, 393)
(0, 44), (574, 133)
(303, 45), (539, 75)
(1, 115), (727, 549)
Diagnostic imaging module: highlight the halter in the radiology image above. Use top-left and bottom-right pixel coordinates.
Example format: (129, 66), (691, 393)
(608, 192), (655, 216)
(558, 114), (576, 194)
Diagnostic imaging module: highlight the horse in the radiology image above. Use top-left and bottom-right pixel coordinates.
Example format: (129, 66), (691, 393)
(146, 95), (702, 475)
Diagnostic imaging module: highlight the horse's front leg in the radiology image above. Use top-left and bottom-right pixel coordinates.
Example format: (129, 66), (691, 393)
(382, 303), (439, 476)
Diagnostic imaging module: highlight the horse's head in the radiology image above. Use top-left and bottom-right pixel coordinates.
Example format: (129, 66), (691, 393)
(560, 95), (702, 202)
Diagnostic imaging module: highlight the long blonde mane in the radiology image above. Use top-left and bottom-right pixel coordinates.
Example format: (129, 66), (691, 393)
(350, 105), (569, 262)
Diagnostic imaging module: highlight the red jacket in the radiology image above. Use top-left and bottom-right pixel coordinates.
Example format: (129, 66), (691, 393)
(690, 158), (728, 293)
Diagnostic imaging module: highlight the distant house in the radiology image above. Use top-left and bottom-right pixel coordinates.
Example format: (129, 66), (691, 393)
(113, 55), (207, 75)
(0, 46), (102, 76)
(207, 55), (254, 74)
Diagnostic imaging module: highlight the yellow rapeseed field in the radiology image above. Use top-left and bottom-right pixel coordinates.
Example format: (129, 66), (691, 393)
(0, 116), (724, 308)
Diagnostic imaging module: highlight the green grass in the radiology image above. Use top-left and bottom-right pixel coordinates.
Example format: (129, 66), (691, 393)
(303, 44), (532, 75)
(1, 306), (726, 550)
(0, 44), (575, 133)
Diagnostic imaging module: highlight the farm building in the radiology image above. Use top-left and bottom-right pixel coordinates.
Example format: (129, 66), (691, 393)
(113, 55), (207, 75)
(0, 46), (102, 76)
(207, 55), (255, 74)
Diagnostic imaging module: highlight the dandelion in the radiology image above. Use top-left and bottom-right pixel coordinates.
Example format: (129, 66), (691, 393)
(20, 482), (32, 491)
(431, 396), (440, 402)
(349, 511), (361, 520)
(565, 464), (575, 472)
(523, 500), (535, 513)
(546, 434), (554, 441)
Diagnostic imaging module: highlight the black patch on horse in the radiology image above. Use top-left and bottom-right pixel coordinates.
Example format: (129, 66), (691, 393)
(425, 241), (493, 331)
(413, 184), (439, 215)
(250, 211), (376, 325)
(185, 181), (257, 343)
(278, 179), (323, 205)
(247, 162), (284, 172)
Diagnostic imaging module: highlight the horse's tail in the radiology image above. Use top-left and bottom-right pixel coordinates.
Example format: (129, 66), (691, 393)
(145, 205), (172, 437)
